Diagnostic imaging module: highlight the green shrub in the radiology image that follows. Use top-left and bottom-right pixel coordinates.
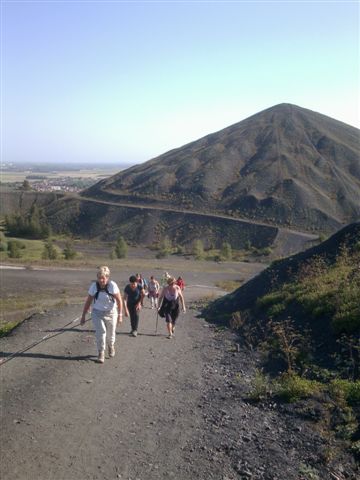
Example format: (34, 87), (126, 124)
(114, 235), (128, 259)
(220, 242), (232, 260)
(350, 440), (360, 458)
(298, 463), (320, 480)
(256, 291), (286, 309)
(248, 370), (271, 401)
(0, 232), (7, 251)
(268, 302), (286, 317)
(63, 240), (77, 260)
(42, 240), (58, 260)
(329, 379), (360, 405)
(193, 239), (205, 260)
(7, 240), (24, 258)
(275, 373), (321, 402)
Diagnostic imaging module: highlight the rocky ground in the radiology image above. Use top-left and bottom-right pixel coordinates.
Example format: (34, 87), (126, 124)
(0, 266), (358, 480)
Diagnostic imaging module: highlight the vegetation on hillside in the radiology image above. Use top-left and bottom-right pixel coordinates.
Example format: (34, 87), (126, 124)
(255, 245), (360, 377)
(5, 205), (52, 239)
(203, 225), (360, 459)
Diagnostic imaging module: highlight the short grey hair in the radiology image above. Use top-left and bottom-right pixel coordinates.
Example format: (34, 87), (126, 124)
(97, 266), (110, 278)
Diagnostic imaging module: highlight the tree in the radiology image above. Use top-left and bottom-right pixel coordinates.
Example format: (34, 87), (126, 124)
(5, 206), (51, 239)
(221, 242), (232, 260)
(156, 235), (172, 258)
(193, 239), (205, 260)
(115, 236), (128, 259)
(63, 240), (77, 260)
(244, 239), (252, 251)
(0, 232), (7, 252)
(21, 179), (31, 190)
(42, 240), (58, 260)
(7, 240), (23, 258)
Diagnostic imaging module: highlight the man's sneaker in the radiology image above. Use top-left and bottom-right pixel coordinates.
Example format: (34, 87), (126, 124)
(132, 330), (138, 337)
(97, 351), (105, 363)
(167, 334), (173, 339)
(108, 345), (115, 358)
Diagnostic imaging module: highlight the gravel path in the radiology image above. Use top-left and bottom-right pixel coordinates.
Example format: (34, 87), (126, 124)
(1, 287), (358, 480)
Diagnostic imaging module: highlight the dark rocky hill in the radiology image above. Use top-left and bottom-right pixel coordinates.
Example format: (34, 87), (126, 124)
(85, 104), (360, 233)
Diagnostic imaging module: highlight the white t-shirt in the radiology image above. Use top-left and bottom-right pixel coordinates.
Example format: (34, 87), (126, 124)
(88, 280), (119, 312)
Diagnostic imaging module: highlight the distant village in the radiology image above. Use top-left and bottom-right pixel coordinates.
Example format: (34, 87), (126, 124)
(27, 177), (97, 193)
(1, 161), (118, 193)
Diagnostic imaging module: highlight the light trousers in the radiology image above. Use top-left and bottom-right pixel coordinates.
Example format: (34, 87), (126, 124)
(92, 309), (117, 352)
(149, 292), (159, 308)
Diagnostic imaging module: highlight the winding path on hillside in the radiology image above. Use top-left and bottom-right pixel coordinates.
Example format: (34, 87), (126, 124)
(70, 192), (319, 241)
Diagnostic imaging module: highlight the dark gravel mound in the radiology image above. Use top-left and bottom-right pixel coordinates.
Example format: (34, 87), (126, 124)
(85, 104), (360, 233)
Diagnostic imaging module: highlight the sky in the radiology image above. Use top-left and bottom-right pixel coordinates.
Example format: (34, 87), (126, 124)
(1, 0), (359, 165)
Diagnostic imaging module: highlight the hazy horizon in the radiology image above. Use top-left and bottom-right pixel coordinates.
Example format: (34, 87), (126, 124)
(2, 1), (359, 165)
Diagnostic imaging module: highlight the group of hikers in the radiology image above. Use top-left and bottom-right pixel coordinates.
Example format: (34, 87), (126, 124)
(80, 267), (186, 364)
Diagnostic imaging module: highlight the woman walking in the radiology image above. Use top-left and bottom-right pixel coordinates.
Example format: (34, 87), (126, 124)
(148, 275), (160, 309)
(81, 266), (123, 363)
(158, 277), (186, 339)
(124, 275), (145, 337)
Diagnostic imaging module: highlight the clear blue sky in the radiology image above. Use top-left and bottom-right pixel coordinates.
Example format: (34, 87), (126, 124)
(1, 0), (359, 165)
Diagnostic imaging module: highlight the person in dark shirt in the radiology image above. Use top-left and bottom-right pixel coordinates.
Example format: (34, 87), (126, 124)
(124, 275), (145, 337)
(136, 273), (148, 306)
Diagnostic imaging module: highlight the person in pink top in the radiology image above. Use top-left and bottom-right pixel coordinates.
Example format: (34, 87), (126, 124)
(158, 277), (186, 339)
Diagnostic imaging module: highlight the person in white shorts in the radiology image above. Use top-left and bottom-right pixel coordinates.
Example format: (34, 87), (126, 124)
(81, 266), (123, 363)
(148, 275), (160, 309)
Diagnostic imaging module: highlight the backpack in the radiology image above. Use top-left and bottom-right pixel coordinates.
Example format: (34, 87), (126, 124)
(94, 282), (115, 303)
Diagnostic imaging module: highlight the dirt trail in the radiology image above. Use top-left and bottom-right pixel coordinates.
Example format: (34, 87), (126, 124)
(1, 286), (358, 480)
(0, 286), (215, 480)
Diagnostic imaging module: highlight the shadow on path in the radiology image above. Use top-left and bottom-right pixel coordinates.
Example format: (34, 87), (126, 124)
(0, 351), (96, 362)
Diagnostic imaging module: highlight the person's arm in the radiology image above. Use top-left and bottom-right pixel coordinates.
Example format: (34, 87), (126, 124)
(123, 292), (129, 317)
(81, 295), (93, 325)
(114, 292), (123, 324)
(178, 288), (186, 313)
(136, 288), (144, 311)
(158, 287), (165, 309)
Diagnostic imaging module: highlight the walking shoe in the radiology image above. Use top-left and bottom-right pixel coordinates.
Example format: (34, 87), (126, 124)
(108, 345), (115, 358)
(132, 330), (138, 337)
(167, 334), (173, 339)
(97, 351), (105, 363)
